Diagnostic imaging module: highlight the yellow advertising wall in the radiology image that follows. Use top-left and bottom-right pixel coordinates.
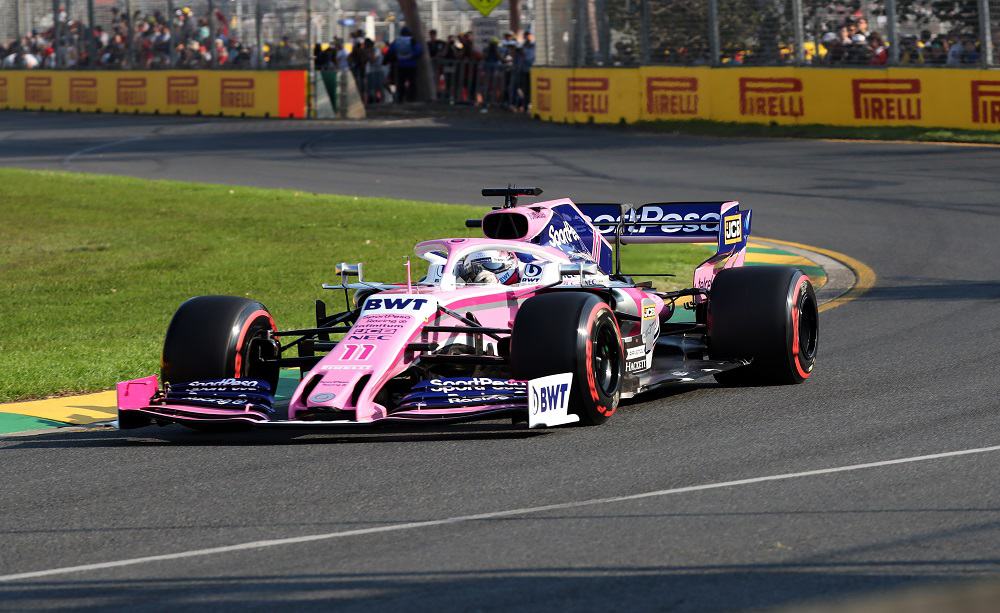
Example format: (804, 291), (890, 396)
(533, 66), (1000, 131)
(0, 70), (307, 118)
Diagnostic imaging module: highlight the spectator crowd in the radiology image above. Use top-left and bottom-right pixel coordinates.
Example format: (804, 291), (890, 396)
(1, 5), (307, 69)
(315, 27), (535, 110)
(815, 15), (983, 66)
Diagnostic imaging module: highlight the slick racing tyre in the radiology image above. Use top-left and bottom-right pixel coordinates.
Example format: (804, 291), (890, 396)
(709, 266), (818, 386)
(161, 295), (279, 389)
(511, 292), (624, 425)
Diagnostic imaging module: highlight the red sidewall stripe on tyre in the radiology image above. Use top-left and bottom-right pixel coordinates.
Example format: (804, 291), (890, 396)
(583, 303), (622, 418)
(790, 275), (812, 380)
(233, 310), (277, 378)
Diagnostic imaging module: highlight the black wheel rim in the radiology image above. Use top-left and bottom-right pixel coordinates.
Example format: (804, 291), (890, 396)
(592, 319), (622, 396)
(797, 290), (818, 362)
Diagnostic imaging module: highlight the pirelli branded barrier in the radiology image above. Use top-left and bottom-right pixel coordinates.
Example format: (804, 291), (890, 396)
(533, 66), (1000, 131)
(0, 70), (306, 118)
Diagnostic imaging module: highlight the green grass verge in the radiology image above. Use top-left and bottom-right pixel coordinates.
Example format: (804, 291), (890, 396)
(0, 168), (706, 402)
(631, 119), (1000, 145)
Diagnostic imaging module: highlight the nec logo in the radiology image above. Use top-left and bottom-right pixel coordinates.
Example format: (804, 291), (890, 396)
(531, 382), (569, 414)
(739, 78), (803, 117)
(646, 77), (698, 116)
(567, 77), (609, 114)
(536, 77), (551, 112)
(852, 79), (921, 120)
(972, 81), (1000, 125)
(363, 297), (429, 311)
(723, 214), (742, 245)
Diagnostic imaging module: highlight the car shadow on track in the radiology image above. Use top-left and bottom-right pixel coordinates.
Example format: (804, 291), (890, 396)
(0, 422), (552, 449)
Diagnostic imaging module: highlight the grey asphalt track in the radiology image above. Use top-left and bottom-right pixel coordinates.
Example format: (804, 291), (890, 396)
(1, 112), (1000, 611)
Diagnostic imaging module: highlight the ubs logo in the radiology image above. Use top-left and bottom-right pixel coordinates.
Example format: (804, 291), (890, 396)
(221, 78), (255, 108)
(739, 78), (804, 117)
(646, 77), (698, 116)
(567, 77), (609, 114)
(971, 80), (1000, 125)
(0, 77), (6, 103)
(167, 76), (199, 105)
(852, 79), (921, 120)
(116, 77), (147, 106)
(69, 77), (98, 105)
(535, 77), (551, 112)
(25, 77), (52, 103)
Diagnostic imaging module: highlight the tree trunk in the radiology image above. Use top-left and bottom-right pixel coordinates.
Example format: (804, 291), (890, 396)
(510, 0), (521, 35)
(397, 0), (436, 101)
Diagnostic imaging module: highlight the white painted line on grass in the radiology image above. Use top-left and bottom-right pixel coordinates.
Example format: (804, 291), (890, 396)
(3, 443), (1000, 583)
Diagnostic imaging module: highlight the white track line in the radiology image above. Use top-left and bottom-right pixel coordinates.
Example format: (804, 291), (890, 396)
(2, 443), (998, 583)
(62, 136), (145, 167)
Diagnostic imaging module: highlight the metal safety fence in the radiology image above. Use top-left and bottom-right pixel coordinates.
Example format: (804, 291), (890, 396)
(533, 0), (999, 68)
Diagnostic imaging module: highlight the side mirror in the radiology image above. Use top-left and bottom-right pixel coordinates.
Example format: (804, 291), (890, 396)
(559, 262), (600, 278)
(335, 262), (364, 285)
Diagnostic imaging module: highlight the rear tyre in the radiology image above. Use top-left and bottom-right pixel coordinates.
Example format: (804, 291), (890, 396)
(511, 292), (623, 425)
(709, 266), (818, 385)
(161, 295), (279, 389)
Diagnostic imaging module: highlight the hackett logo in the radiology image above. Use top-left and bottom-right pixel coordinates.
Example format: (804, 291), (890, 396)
(739, 78), (803, 117)
(69, 77), (97, 105)
(567, 77), (609, 114)
(221, 78), (255, 108)
(646, 77), (698, 116)
(167, 76), (199, 105)
(971, 80), (1000, 125)
(852, 79), (921, 120)
(536, 77), (551, 112)
(116, 77), (147, 106)
(25, 77), (52, 103)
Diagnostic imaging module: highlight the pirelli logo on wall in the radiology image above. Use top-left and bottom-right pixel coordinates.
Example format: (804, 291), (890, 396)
(0, 77), (7, 103)
(535, 77), (551, 112)
(567, 77), (609, 114)
(25, 76), (52, 103)
(221, 78), (255, 108)
(739, 77), (803, 118)
(69, 77), (98, 105)
(167, 76), (199, 105)
(971, 80), (1000, 125)
(852, 79), (921, 121)
(645, 77), (698, 116)
(116, 77), (147, 106)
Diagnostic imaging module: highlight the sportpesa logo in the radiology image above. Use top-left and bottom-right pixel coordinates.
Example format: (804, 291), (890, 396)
(586, 209), (721, 235)
(547, 222), (582, 247)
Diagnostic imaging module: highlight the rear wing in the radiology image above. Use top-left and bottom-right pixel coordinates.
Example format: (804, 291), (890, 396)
(576, 201), (751, 254)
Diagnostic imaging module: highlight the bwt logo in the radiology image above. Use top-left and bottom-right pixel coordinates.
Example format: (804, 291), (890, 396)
(971, 81), (1000, 125)
(221, 78), (255, 108)
(723, 214), (742, 245)
(531, 383), (569, 414)
(116, 77), (147, 106)
(646, 77), (698, 116)
(69, 78), (97, 105)
(167, 76), (199, 105)
(852, 79), (921, 121)
(0, 77), (7, 103)
(25, 77), (52, 103)
(567, 77), (609, 114)
(536, 77), (551, 112)
(739, 78), (803, 117)
(363, 297), (429, 311)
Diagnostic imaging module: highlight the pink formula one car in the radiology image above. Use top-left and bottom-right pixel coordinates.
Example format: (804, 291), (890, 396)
(117, 187), (818, 431)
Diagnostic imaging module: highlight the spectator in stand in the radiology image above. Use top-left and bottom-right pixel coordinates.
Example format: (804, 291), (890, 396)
(899, 36), (924, 64)
(427, 29), (446, 59)
(364, 38), (385, 104)
(925, 38), (947, 64)
(387, 26), (423, 103)
(946, 35), (963, 65)
(522, 31), (535, 67)
(868, 32), (887, 65)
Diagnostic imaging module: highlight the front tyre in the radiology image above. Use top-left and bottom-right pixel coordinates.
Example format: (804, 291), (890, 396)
(161, 295), (279, 389)
(511, 292), (623, 425)
(709, 266), (818, 385)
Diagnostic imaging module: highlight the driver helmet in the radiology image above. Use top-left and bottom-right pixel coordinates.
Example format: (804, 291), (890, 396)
(462, 250), (521, 285)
